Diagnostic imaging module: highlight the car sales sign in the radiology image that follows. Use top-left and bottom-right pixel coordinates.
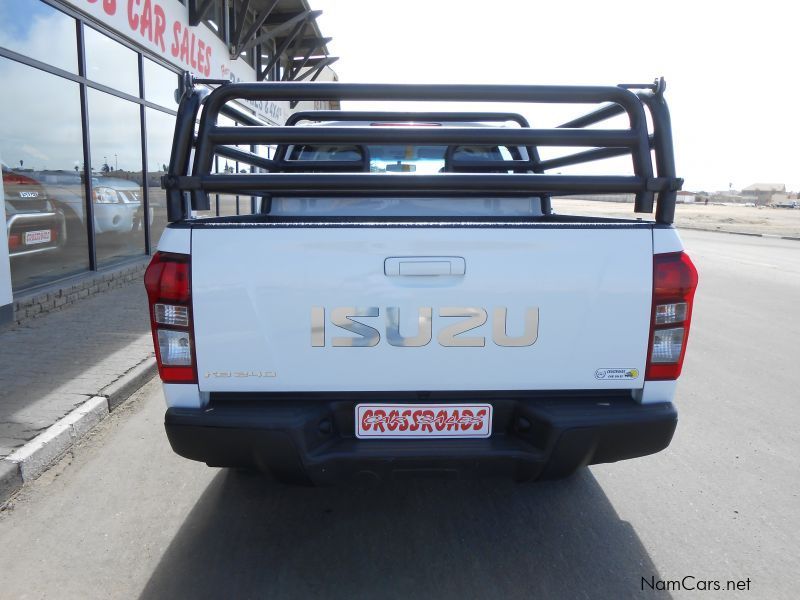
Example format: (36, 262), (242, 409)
(64, 1), (333, 124)
(63, 0), (299, 123)
(67, 0), (227, 76)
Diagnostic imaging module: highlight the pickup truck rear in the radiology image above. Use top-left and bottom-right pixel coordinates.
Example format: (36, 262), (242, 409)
(145, 78), (698, 484)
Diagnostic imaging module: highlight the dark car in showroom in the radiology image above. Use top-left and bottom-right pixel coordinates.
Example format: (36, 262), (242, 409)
(3, 165), (65, 258)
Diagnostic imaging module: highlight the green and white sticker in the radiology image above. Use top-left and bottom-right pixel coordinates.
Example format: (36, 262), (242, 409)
(595, 368), (640, 380)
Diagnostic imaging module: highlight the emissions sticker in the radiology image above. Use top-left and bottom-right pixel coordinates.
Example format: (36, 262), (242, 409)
(595, 368), (640, 380)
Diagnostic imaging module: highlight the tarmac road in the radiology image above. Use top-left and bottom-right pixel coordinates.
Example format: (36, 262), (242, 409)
(1, 229), (798, 599)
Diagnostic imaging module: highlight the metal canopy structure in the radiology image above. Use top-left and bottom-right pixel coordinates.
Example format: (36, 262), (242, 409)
(188, 0), (337, 87)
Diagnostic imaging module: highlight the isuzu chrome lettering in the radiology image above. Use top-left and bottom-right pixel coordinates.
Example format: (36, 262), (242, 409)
(151, 79), (697, 484)
(310, 306), (539, 348)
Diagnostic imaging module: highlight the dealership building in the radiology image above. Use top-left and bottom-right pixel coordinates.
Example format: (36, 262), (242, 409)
(0, 0), (337, 327)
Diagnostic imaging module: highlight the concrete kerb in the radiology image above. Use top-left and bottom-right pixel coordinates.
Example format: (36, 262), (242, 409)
(0, 357), (158, 506)
(102, 357), (159, 411)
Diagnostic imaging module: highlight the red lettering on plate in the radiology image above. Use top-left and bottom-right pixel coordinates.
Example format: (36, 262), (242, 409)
(399, 410), (411, 431)
(373, 409), (386, 432)
(361, 409), (373, 432)
(475, 409), (488, 431)
(420, 410), (434, 432)
(447, 410), (459, 431)
(360, 407), (488, 435)
(410, 410), (421, 431)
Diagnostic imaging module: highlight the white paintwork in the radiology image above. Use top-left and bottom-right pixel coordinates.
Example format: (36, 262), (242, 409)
(653, 227), (684, 254)
(156, 227), (190, 255)
(191, 227), (654, 393)
(163, 383), (207, 409)
(633, 380), (678, 404)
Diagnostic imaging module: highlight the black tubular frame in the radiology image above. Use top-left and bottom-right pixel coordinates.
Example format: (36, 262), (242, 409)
(163, 78), (682, 224)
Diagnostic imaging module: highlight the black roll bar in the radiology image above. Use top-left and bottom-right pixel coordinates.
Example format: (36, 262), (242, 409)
(163, 79), (681, 224)
(169, 173), (670, 195)
(285, 111), (533, 127)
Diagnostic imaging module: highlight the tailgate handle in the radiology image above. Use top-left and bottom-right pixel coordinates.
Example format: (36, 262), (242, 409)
(384, 256), (465, 277)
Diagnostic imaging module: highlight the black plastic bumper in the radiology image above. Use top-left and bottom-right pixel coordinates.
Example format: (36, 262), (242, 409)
(164, 393), (677, 484)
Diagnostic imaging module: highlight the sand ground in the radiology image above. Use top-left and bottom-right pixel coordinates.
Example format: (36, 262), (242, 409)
(551, 198), (800, 238)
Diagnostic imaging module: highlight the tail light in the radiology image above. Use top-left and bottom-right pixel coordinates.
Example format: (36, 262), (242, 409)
(144, 252), (197, 383)
(646, 252), (699, 380)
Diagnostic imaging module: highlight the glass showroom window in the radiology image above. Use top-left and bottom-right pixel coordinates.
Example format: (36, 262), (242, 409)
(143, 59), (179, 247)
(215, 114), (244, 217)
(202, 0), (227, 41)
(83, 25), (140, 97)
(0, 58), (89, 291)
(143, 58), (179, 110)
(87, 89), (145, 267)
(0, 0), (78, 73)
(145, 107), (176, 246)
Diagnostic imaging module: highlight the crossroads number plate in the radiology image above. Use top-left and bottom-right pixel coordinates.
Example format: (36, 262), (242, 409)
(25, 229), (52, 246)
(355, 403), (492, 439)
(24, 229), (51, 245)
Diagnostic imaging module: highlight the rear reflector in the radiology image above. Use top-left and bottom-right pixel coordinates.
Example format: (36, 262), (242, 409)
(646, 252), (698, 380)
(145, 252), (197, 384)
(654, 302), (686, 325)
(154, 303), (190, 327)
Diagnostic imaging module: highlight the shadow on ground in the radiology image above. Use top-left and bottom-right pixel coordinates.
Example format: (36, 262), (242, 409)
(139, 469), (669, 599)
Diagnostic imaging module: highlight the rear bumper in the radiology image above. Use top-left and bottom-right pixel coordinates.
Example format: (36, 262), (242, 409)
(164, 394), (677, 484)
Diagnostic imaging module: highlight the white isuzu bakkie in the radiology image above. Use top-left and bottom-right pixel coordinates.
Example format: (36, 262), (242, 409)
(146, 77), (698, 484)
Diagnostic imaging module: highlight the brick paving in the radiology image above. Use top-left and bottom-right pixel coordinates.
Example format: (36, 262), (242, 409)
(0, 276), (153, 458)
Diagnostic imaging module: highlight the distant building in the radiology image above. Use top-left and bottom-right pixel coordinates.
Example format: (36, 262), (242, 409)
(770, 193), (790, 205)
(742, 183), (787, 205)
(677, 191), (696, 203)
(710, 191), (748, 204)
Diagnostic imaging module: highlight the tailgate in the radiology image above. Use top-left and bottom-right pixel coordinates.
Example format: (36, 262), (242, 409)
(191, 226), (652, 392)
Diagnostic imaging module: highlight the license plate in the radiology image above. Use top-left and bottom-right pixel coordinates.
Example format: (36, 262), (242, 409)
(355, 403), (492, 439)
(24, 229), (51, 245)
